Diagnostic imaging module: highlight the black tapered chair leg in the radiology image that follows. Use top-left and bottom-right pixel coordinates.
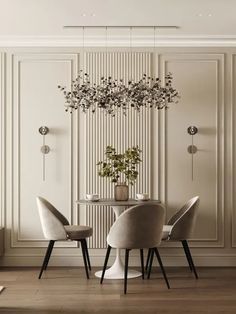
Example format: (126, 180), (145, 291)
(182, 240), (193, 272)
(124, 249), (130, 294)
(38, 240), (55, 279)
(100, 245), (111, 284)
(145, 248), (151, 271)
(183, 240), (198, 279)
(44, 240), (55, 271)
(84, 239), (91, 271)
(154, 248), (170, 289)
(140, 249), (145, 279)
(147, 249), (154, 279)
(80, 239), (89, 279)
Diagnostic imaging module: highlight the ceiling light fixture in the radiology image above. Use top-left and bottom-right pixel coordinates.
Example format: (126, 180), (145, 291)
(63, 25), (180, 29)
(58, 26), (180, 115)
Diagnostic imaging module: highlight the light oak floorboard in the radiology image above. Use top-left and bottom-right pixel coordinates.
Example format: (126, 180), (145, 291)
(0, 267), (236, 313)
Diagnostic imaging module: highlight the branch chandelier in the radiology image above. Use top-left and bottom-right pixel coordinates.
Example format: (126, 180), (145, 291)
(58, 26), (180, 116)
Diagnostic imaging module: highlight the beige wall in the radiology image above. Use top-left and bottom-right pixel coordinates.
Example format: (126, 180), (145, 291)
(0, 47), (235, 266)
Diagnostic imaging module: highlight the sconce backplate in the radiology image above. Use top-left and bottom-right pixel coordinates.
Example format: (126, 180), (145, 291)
(187, 145), (197, 154)
(41, 145), (50, 154)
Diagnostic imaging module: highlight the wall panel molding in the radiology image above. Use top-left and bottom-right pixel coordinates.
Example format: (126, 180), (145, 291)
(231, 54), (236, 247)
(159, 53), (225, 248)
(0, 52), (6, 228)
(9, 53), (78, 248)
(2, 35), (236, 47)
(0, 47), (234, 266)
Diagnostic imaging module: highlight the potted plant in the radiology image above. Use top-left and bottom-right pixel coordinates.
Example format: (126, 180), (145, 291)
(97, 145), (142, 201)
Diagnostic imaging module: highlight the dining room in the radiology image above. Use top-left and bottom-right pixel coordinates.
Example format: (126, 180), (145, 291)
(0, 0), (236, 313)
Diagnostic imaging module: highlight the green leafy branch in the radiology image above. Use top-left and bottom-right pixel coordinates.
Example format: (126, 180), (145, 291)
(97, 145), (142, 185)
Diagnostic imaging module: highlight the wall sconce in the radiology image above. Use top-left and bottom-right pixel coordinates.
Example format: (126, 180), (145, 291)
(39, 126), (50, 181)
(187, 126), (198, 181)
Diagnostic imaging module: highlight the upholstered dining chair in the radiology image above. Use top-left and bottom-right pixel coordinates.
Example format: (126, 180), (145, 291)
(146, 196), (200, 279)
(36, 196), (93, 279)
(100, 203), (170, 294)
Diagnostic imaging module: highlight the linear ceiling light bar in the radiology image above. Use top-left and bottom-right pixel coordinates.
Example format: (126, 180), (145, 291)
(63, 25), (180, 29)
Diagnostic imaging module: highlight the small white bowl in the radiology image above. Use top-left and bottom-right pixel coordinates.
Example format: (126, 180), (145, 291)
(136, 193), (149, 201)
(86, 194), (99, 201)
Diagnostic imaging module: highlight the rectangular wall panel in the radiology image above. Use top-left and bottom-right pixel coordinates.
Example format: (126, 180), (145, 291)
(81, 52), (152, 248)
(159, 53), (224, 247)
(231, 54), (236, 247)
(0, 53), (5, 228)
(10, 53), (78, 247)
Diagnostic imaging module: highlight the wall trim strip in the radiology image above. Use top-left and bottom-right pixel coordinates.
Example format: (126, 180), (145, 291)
(2, 36), (236, 47)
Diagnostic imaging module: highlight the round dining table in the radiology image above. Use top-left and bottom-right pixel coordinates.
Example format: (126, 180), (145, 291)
(77, 198), (160, 280)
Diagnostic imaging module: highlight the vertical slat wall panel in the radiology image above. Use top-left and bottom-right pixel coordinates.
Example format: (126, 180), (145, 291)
(83, 52), (152, 248)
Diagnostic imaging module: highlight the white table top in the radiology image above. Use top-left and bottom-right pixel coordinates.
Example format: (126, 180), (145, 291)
(76, 198), (160, 206)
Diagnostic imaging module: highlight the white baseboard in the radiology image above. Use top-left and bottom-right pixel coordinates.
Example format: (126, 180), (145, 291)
(1, 254), (236, 267)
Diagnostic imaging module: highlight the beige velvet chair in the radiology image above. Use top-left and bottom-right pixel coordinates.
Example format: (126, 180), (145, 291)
(37, 196), (93, 279)
(146, 196), (200, 279)
(100, 203), (170, 294)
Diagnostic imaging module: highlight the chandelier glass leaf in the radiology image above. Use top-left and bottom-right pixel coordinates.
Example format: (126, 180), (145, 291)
(58, 71), (180, 116)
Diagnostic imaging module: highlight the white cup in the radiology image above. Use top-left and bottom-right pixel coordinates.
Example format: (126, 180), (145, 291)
(136, 193), (149, 200)
(86, 194), (99, 201)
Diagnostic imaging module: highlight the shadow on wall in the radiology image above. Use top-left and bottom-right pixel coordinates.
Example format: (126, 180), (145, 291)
(197, 127), (216, 136)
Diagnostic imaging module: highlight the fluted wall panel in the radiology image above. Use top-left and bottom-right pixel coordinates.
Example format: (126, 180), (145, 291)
(83, 52), (152, 248)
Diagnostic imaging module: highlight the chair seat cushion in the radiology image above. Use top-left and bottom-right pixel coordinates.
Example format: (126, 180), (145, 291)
(64, 225), (93, 240)
(162, 225), (173, 240)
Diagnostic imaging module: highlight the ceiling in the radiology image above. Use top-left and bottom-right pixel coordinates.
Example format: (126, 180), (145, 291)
(0, 0), (235, 45)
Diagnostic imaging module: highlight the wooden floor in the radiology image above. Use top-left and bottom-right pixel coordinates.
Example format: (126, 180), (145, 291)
(0, 267), (236, 313)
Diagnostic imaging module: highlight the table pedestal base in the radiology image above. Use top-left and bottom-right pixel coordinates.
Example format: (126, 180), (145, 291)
(95, 205), (141, 279)
(95, 253), (141, 279)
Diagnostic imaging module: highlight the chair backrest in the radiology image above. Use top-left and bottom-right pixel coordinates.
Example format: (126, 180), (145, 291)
(107, 203), (165, 249)
(167, 196), (200, 240)
(36, 196), (69, 241)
